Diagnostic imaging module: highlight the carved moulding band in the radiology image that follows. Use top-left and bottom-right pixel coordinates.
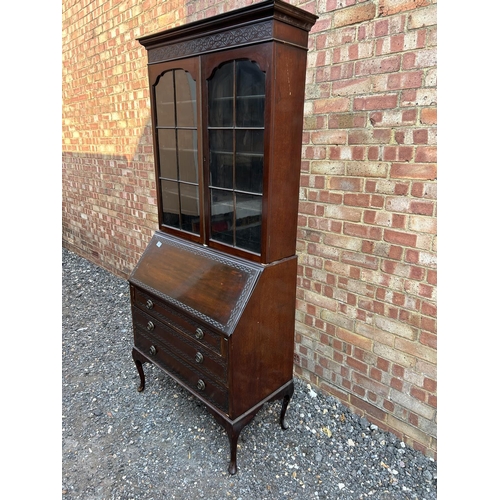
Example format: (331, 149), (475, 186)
(148, 20), (273, 64)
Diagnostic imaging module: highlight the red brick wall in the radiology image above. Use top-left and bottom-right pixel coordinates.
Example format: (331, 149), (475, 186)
(62, 0), (437, 457)
(294, 0), (437, 457)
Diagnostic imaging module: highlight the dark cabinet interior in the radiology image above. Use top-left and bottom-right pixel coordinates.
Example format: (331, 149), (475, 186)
(129, 0), (317, 474)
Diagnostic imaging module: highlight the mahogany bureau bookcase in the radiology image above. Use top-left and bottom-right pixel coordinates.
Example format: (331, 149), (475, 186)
(128, 0), (317, 474)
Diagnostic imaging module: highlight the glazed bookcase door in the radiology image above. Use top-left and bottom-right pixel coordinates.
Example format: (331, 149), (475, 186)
(202, 45), (272, 263)
(149, 58), (204, 243)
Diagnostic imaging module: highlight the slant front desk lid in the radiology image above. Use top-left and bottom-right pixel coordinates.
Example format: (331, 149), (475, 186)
(129, 232), (262, 336)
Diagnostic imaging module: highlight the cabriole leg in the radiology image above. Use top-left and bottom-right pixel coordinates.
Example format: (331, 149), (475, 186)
(279, 381), (294, 430)
(213, 410), (259, 475)
(132, 348), (147, 392)
(227, 425), (243, 475)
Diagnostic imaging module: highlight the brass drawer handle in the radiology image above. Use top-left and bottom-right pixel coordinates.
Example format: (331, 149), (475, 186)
(197, 379), (205, 391)
(149, 345), (157, 356)
(147, 320), (155, 331)
(146, 299), (154, 310)
(195, 352), (204, 364)
(195, 328), (204, 340)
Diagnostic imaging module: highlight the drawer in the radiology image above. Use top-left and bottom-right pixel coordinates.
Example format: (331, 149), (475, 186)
(132, 287), (224, 356)
(134, 325), (229, 414)
(132, 306), (228, 388)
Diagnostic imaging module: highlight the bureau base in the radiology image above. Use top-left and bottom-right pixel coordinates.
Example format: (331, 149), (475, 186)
(132, 347), (293, 475)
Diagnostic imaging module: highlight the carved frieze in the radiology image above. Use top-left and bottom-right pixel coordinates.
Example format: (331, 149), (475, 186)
(148, 21), (273, 63)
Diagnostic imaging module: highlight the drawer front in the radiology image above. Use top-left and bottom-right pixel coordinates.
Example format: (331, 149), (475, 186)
(134, 324), (229, 413)
(133, 287), (223, 356)
(132, 306), (228, 388)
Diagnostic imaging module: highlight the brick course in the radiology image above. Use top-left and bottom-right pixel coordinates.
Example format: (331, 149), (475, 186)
(62, 0), (437, 458)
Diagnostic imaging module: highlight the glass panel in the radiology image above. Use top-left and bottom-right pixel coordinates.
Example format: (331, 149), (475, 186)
(155, 71), (175, 127)
(179, 183), (200, 234)
(209, 129), (233, 189)
(235, 129), (264, 193)
(209, 62), (234, 127)
(177, 129), (198, 183)
(210, 189), (234, 245)
(175, 70), (197, 128)
(158, 129), (177, 179)
(236, 60), (265, 97)
(236, 96), (265, 128)
(161, 180), (180, 229)
(207, 60), (265, 254)
(236, 60), (265, 128)
(235, 192), (262, 253)
(210, 128), (233, 152)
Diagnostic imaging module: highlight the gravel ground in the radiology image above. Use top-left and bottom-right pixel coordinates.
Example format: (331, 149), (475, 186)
(62, 247), (437, 499)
